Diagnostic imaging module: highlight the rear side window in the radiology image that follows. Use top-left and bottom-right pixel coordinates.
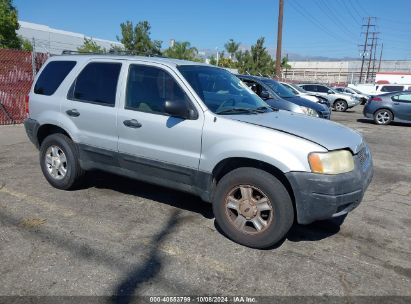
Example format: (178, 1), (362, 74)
(381, 85), (404, 92)
(69, 62), (121, 107)
(34, 61), (76, 95)
(303, 85), (316, 92)
(316, 86), (329, 93)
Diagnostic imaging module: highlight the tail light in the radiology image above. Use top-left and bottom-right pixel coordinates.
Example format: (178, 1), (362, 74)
(370, 97), (382, 102)
(25, 95), (29, 114)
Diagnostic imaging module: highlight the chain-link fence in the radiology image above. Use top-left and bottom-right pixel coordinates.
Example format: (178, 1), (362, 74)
(0, 49), (48, 125)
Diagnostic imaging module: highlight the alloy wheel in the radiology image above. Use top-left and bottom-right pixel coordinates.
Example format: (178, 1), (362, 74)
(224, 185), (273, 234)
(45, 145), (67, 180)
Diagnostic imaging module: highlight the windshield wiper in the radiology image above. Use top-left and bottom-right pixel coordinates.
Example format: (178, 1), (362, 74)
(255, 106), (272, 113)
(216, 108), (259, 115)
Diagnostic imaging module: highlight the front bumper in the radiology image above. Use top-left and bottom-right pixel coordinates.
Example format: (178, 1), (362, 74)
(286, 147), (373, 224)
(24, 118), (40, 148)
(348, 99), (360, 107)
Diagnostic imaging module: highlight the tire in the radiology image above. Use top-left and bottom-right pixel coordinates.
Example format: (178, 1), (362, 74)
(39, 133), (84, 190)
(334, 100), (348, 112)
(374, 109), (393, 125)
(213, 167), (294, 249)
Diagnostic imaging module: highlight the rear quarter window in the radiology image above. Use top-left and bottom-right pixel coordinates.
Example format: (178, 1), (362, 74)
(34, 61), (76, 95)
(381, 85), (404, 92)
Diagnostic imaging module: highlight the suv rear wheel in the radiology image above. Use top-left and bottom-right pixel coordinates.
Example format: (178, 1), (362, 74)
(40, 133), (84, 190)
(213, 167), (294, 249)
(334, 100), (348, 112)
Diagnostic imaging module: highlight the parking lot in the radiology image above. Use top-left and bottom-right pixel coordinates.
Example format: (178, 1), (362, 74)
(0, 106), (410, 298)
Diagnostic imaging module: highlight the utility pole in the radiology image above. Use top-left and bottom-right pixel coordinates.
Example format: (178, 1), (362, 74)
(366, 32), (377, 83)
(359, 17), (371, 83)
(275, 0), (284, 80)
(371, 34), (378, 81)
(31, 38), (36, 78)
(378, 43), (384, 72)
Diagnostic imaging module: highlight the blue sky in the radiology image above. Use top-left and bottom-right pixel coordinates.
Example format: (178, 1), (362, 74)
(14, 0), (411, 60)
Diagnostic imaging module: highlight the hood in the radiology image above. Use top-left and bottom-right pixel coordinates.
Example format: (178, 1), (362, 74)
(229, 111), (364, 153)
(282, 96), (326, 112)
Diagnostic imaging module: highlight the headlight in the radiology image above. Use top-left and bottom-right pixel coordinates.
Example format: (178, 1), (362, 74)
(308, 150), (354, 174)
(300, 106), (319, 117)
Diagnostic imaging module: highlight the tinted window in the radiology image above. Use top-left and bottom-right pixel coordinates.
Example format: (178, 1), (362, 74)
(396, 93), (411, 102)
(381, 85), (404, 92)
(126, 65), (191, 114)
(334, 88), (344, 92)
(34, 61), (76, 95)
(302, 85), (316, 92)
(70, 62), (121, 106)
(317, 85), (330, 93)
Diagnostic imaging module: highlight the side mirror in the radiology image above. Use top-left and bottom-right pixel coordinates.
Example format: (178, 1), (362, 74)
(164, 100), (196, 120)
(260, 90), (270, 99)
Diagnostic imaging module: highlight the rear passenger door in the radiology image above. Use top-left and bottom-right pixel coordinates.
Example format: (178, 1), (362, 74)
(117, 62), (203, 182)
(392, 93), (411, 121)
(61, 60), (124, 154)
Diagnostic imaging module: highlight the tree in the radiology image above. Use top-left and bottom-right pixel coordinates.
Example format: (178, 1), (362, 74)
(117, 20), (162, 56)
(0, 0), (21, 49)
(281, 56), (291, 69)
(20, 37), (32, 51)
(108, 44), (124, 54)
(163, 41), (198, 60)
(235, 37), (275, 76)
(77, 37), (106, 53)
(224, 39), (240, 60)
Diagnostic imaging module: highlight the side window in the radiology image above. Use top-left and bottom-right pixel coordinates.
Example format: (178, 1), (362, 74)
(303, 85), (315, 92)
(334, 88), (343, 92)
(69, 62), (121, 107)
(34, 61), (76, 95)
(396, 94), (411, 102)
(242, 80), (261, 95)
(381, 85), (404, 92)
(317, 86), (329, 93)
(126, 64), (191, 115)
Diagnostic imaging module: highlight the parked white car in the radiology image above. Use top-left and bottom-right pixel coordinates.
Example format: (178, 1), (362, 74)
(280, 82), (320, 103)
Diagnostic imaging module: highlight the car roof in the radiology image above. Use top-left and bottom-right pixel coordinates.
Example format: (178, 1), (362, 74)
(47, 54), (210, 68)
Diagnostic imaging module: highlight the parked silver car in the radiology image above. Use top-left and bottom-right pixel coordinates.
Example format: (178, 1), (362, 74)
(333, 86), (369, 105)
(24, 55), (373, 248)
(298, 84), (360, 111)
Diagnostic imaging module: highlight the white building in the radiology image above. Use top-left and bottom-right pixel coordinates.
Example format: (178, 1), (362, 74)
(17, 21), (123, 55)
(286, 60), (411, 84)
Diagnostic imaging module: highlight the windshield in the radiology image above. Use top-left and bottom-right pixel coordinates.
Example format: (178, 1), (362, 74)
(261, 79), (295, 98)
(281, 83), (298, 95)
(350, 88), (362, 94)
(290, 83), (307, 93)
(177, 66), (272, 114)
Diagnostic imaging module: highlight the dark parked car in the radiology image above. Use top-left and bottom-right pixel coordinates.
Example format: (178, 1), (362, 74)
(363, 91), (411, 125)
(237, 75), (330, 119)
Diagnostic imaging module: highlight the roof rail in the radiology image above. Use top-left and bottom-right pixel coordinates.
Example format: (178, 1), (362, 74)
(61, 49), (166, 58)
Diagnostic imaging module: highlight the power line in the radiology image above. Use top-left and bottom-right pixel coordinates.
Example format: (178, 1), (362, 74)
(339, 0), (361, 25)
(316, 0), (358, 37)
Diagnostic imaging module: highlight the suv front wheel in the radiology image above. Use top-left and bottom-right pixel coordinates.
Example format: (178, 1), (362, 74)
(213, 167), (294, 249)
(40, 133), (84, 190)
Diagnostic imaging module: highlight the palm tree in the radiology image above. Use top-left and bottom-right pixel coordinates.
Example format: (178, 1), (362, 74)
(163, 41), (198, 60)
(224, 39), (240, 60)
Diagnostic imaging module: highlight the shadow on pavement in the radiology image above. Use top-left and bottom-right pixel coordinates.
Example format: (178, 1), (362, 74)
(112, 209), (181, 304)
(84, 171), (214, 220)
(357, 118), (411, 126)
(287, 215), (347, 242)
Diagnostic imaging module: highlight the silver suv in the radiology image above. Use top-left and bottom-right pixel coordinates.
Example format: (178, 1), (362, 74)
(298, 84), (360, 112)
(24, 55), (373, 248)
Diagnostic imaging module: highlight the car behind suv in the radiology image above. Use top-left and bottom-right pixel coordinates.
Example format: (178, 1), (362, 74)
(237, 75), (331, 119)
(25, 55), (373, 248)
(299, 84), (359, 112)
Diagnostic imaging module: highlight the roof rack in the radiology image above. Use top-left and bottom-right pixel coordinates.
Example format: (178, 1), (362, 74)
(61, 49), (166, 58)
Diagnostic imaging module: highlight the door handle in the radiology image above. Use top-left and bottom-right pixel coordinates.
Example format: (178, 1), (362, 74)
(66, 109), (80, 117)
(393, 102), (400, 105)
(123, 119), (142, 128)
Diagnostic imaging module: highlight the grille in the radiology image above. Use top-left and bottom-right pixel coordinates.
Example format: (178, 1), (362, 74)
(357, 147), (369, 167)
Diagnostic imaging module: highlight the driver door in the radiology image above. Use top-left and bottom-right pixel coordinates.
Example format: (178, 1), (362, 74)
(117, 62), (204, 179)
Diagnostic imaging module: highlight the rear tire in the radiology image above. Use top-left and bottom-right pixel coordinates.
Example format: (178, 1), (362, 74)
(39, 133), (84, 190)
(334, 100), (348, 112)
(374, 109), (393, 125)
(213, 167), (294, 249)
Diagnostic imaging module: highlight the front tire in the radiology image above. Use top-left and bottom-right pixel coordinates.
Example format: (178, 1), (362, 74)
(334, 100), (348, 112)
(39, 133), (84, 190)
(213, 167), (294, 249)
(374, 109), (393, 125)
